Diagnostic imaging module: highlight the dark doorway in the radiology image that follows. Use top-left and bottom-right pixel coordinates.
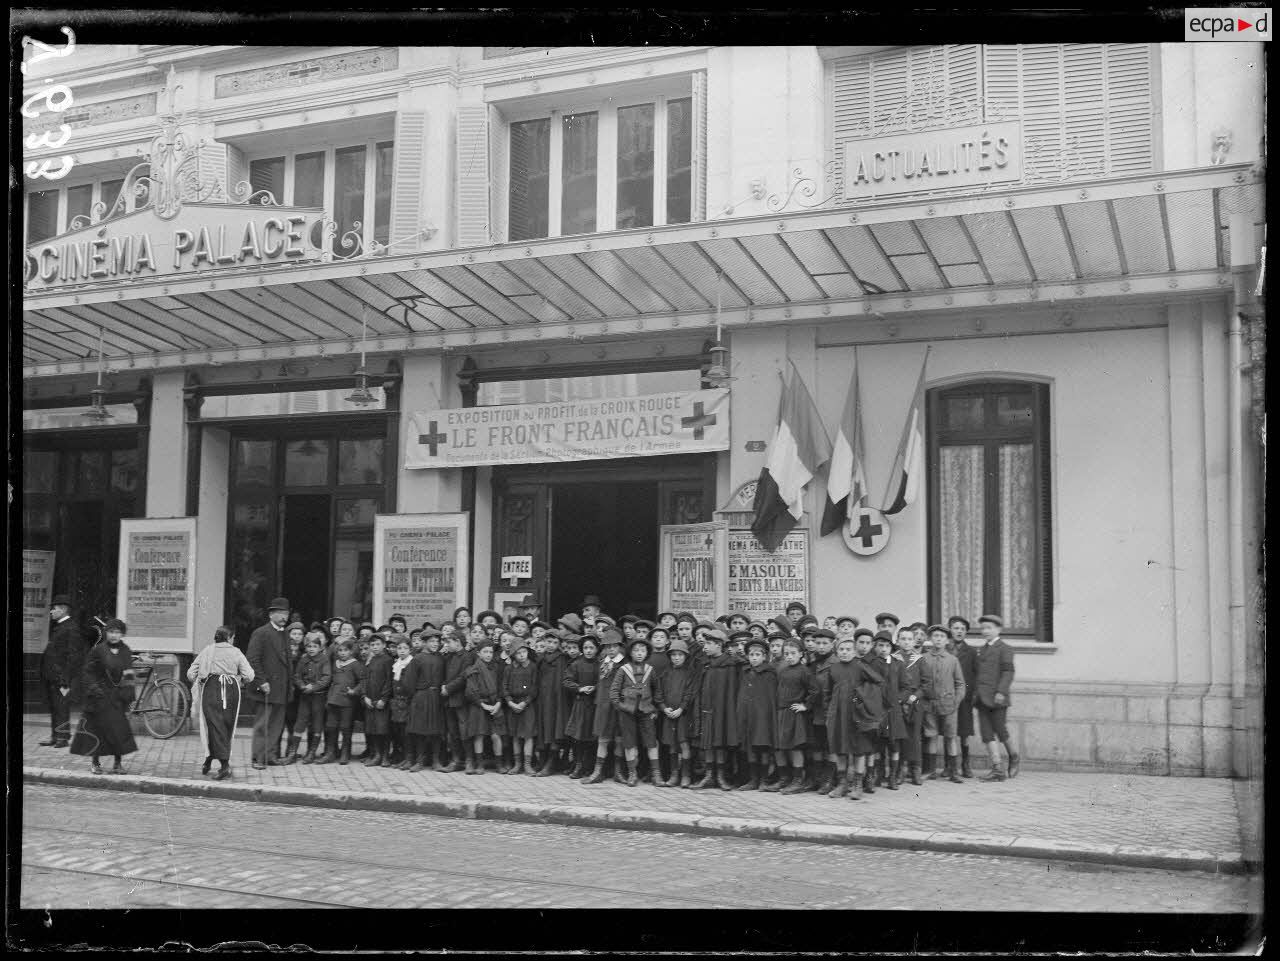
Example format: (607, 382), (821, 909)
(280, 494), (331, 626)
(550, 483), (659, 621)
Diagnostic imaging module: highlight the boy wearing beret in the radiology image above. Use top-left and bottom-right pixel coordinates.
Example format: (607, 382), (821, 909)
(891, 627), (923, 787)
(654, 637), (697, 787)
(872, 630), (908, 791)
(874, 612), (900, 634)
(975, 614), (1019, 780)
(805, 628), (837, 792)
(532, 630), (569, 776)
(582, 627), (627, 784)
(734, 636), (778, 790)
(439, 633), (471, 771)
(503, 639), (539, 775)
(948, 616), (978, 777)
(316, 640), (364, 765)
(463, 639), (506, 774)
(609, 636), (661, 786)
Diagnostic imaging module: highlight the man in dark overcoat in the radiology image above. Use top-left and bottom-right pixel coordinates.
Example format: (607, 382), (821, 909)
(247, 596), (292, 768)
(39, 593), (84, 747)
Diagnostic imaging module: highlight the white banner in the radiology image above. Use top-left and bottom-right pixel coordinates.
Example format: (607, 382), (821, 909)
(23, 550), (56, 655)
(405, 389), (730, 469)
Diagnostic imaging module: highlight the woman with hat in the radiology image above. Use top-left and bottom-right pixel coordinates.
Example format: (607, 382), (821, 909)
(187, 625), (256, 779)
(609, 635), (660, 787)
(69, 618), (139, 775)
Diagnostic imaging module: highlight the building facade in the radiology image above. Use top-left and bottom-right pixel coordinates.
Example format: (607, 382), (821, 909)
(21, 44), (1265, 777)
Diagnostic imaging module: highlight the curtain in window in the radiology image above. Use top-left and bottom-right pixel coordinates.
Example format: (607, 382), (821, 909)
(938, 445), (985, 620)
(999, 443), (1036, 631)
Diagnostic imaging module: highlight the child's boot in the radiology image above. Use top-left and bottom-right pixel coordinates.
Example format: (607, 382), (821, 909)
(715, 763), (735, 792)
(762, 765), (788, 792)
(532, 751), (555, 777)
(909, 761), (923, 786)
(830, 768), (852, 799)
(464, 744), (482, 775)
(678, 759), (693, 788)
(442, 738), (464, 773)
(582, 757), (607, 784)
(283, 735), (300, 765)
(507, 754), (524, 775)
(735, 762), (762, 791)
(887, 759), (900, 790)
(961, 743), (974, 778)
(301, 735), (318, 764)
(781, 767), (811, 795)
(924, 753), (940, 780)
(848, 770), (863, 800)
(338, 732), (352, 765)
(947, 756), (964, 783)
(816, 762), (836, 795)
(612, 755), (629, 785)
(690, 764), (717, 790)
(863, 767), (877, 795)
(315, 731), (337, 765)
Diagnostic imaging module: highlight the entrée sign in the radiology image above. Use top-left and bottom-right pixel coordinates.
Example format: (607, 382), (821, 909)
(24, 202), (324, 291)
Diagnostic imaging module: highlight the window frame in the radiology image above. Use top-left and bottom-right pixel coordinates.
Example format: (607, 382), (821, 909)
(926, 379), (1053, 644)
(501, 84), (692, 240)
(23, 171), (148, 246)
(244, 136), (394, 252)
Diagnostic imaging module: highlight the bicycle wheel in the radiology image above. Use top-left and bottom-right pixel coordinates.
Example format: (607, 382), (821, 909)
(140, 678), (190, 739)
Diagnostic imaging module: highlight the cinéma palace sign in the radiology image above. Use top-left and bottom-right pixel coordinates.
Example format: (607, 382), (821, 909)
(24, 203), (324, 291)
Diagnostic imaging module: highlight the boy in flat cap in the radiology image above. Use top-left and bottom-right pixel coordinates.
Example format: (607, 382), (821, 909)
(807, 628), (837, 793)
(654, 637), (697, 787)
(825, 630), (883, 800)
(503, 639), (538, 775)
(975, 614), (1018, 780)
(772, 637), (816, 793)
(440, 632), (471, 771)
(948, 616), (978, 777)
(920, 624), (966, 783)
(463, 639), (506, 774)
(582, 626), (626, 784)
(784, 601), (807, 621)
(874, 612), (900, 633)
(532, 629), (570, 776)
(888, 627), (920, 788)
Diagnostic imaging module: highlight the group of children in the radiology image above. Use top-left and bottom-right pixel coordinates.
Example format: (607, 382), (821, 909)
(265, 596), (1014, 800)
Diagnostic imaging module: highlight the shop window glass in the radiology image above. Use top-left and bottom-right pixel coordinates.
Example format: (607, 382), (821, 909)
(199, 388), (386, 419)
(101, 178), (124, 219)
(23, 404), (139, 431)
(235, 439), (275, 487)
(61, 451), (79, 495)
(294, 151), (325, 206)
(230, 500), (274, 641)
(23, 505), (55, 550)
(24, 450), (58, 493)
(284, 439), (329, 487)
(338, 438), (384, 485)
(250, 156), (286, 203)
(509, 118), (550, 242)
(944, 396), (985, 431)
(333, 145), (367, 256)
(666, 97), (693, 225)
(561, 112), (598, 236)
(333, 497), (378, 623)
(76, 450), (106, 496)
(27, 189), (59, 244)
(110, 449), (139, 494)
(374, 141), (393, 247)
(616, 103), (655, 230)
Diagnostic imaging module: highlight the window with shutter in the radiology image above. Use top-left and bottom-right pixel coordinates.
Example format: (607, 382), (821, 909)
(390, 111), (427, 247)
(456, 103), (492, 247)
(830, 43), (1154, 199)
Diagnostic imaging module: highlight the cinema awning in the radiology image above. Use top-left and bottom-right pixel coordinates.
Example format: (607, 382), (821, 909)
(21, 163), (1261, 379)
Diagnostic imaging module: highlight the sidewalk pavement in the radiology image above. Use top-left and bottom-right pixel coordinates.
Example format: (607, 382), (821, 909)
(21, 718), (1254, 874)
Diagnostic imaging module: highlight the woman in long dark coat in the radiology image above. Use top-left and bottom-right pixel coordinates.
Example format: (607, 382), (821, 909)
(69, 618), (139, 774)
(188, 625), (256, 779)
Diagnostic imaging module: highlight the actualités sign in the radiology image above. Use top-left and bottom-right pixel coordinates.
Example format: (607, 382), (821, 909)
(840, 120), (1022, 200)
(24, 202), (324, 291)
(405, 389), (730, 469)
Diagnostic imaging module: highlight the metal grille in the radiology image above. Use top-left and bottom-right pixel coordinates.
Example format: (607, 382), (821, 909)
(1111, 195), (1169, 273)
(916, 216), (979, 266)
(654, 242), (750, 308)
(891, 252), (946, 289)
(578, 250), (674, 314)
(779, 230), (848, 275)
(613, 246), (710, 311)
(501, 258), (606, 320)
(1010, 207), (1077, 282)
(1163, 189), (1217, 271)
(963, 211), (1032, 284)
(538, 255), (639, 316)
(433, 265), (539, 324)
(824, 225), (905, 292)
(696, 239), (787, 304)
(738, 234), (824, 301)
(869, 220), (925, 256)
(940, 263), (988, 287)
(1061, 201), (1122, 276)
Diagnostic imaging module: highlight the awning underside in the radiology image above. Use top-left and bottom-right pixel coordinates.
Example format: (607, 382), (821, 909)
(22, 167), (1262, 373)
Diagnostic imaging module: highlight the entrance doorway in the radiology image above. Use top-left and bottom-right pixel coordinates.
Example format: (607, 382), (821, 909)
(280, 494), (331, 625)
(550, 484), (659, 621)
(491, 456), (712, 622)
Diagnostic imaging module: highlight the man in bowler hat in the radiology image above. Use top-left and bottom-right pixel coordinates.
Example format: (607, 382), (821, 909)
(39, 594), (83, 748)
(247, 597), (294, 768)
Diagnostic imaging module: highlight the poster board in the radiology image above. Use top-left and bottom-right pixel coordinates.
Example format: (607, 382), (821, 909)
(116, 518), (197, 653)
(493, 592), (533, 623)
(22, 550), (56, 655)
(373, 513), (470, 629)
(727, 528), (810, 620)
(658, 521), (728, 621)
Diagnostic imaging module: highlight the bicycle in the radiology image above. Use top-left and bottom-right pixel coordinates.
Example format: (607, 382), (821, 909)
(93, 617), (191, 739)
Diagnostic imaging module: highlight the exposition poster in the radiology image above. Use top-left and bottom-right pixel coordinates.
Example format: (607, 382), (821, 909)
(405, 389), (730, 468)
(727, 529), (809, 620)
(22, 550), (55, 655)
(116, 518), (197, 652)
(658, 522), (728, 622)
(373, 513), (469, 629)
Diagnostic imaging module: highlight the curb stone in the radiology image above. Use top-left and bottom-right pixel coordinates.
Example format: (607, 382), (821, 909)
(22, 766), (1247, 875)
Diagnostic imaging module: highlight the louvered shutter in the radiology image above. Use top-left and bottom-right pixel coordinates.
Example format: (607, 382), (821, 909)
(1105, 43), (1153, 173)
(691, 70), (708, 221)
(1062, 44), (1106, 180)
(456, 102), (491, 247)
(391, 110), (427, 246)
(1021, 44), (1065, 183)
(198, 142), (229, 199)
(487, 105), (508, 243)
(227, 143), (249, 198)
(983, 45), (1021, 119)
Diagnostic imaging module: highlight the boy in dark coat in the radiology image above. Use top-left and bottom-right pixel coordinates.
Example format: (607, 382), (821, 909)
(948, 615), (978, 777)
(403, 635), (446, 771)
(873, 631), (909, 791)
(735, 637), (778, 791)
(826, 631), (883, 800)
(294, 631), (332, 763)
(773, 637), (817, 794)
(582, 627), (626, 784)
(807, 629), (836, 793)
(689, 630), (741, 791)
(361, 634), (394, 767)
(463, 639), (506, 774)
(974, 614), (1018, 781)
(316, 640), (364, 765)
(440, 634), (471, 771)
(503, 640), (539, 774)
(532, 632), (569, 776)
(562, 634), (599, 778)
(654, 637), (697, 787)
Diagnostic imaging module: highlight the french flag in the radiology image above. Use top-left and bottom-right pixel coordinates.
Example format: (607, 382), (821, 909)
(883, 347), (930, 516)
(821, 358), (868, 536)
(751, 362), (833, 552)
